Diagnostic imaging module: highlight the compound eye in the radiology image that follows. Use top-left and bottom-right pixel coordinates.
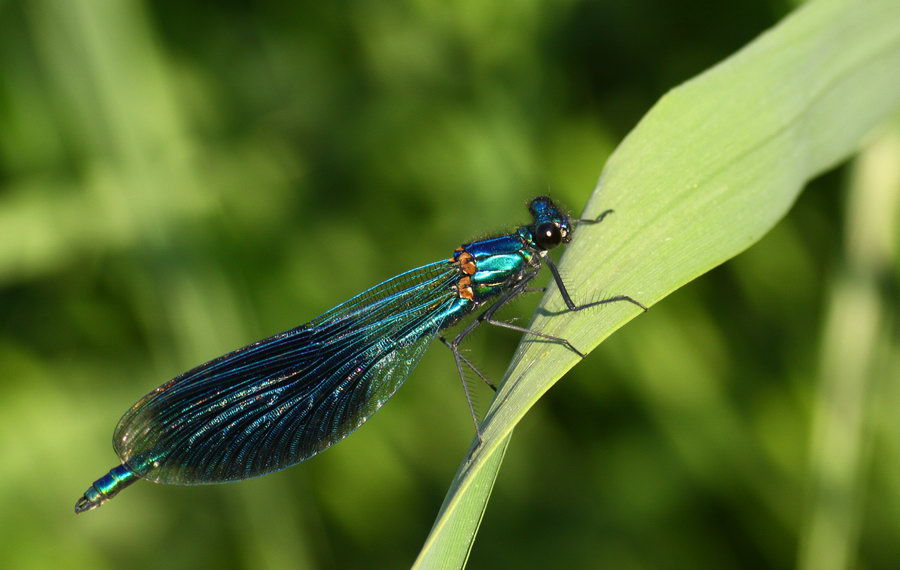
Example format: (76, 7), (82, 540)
(535, 222), (563, 250)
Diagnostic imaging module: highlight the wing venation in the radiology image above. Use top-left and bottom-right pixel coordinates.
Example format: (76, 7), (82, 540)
(114, 261), (463, 484)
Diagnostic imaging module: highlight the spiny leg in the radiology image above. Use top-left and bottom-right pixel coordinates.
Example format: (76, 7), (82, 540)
(439, 335), (485, 441)
(565, 209), (648, 311)
(441, 279), (542, 437)
(479, 318), (585, 358)
(447, 272), (589, 364)
(445, 252), (647, 438)
(439, 336), (497, 391)
(573, 208), (614, 225)
(544, 257), (648, 312)
(449, 270), (540, 351)
(453, 257), (646, 362)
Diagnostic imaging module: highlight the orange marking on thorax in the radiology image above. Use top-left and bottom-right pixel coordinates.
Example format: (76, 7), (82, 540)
(454, 276), (475, 301)
(449, 247), (477, 301)
(458, 253), (476, 275)
(449, 248), (477, 275)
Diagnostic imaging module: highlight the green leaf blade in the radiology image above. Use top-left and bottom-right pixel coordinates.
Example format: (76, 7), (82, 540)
(414, 0), (900, 567)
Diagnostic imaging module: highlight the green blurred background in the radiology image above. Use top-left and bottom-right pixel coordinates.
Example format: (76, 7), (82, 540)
(1, 0), (897, 568)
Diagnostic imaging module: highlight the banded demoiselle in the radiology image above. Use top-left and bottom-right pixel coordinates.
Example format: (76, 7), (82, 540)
(75, 196), (646, 513)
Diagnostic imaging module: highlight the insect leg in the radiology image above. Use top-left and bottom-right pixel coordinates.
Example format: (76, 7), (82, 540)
(572, 208), (614, 225)
(439, 336), (497, 391)
(438, 334), (486, 441)
(452, 269), (587, 358)
(544, 257), (648, 312)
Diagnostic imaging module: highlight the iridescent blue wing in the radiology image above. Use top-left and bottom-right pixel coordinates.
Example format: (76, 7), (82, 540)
(113, 260), (461, 485)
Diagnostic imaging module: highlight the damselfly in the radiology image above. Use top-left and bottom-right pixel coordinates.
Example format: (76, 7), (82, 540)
(75, 196), (645, 513)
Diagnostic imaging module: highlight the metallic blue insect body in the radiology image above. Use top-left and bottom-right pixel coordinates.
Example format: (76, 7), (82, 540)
(75, 196), (645, 513)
